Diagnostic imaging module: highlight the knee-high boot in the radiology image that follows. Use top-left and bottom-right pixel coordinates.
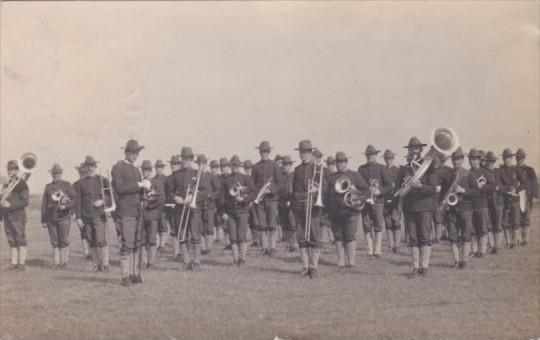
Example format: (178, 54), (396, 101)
(336, 241), (345, 267)
(346, 241), (357, 267)
(365, 232), (374, 255)
(411, 246), (420, 269)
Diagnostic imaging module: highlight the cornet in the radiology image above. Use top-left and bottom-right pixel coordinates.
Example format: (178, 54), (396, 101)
(476, 175), (487, 188)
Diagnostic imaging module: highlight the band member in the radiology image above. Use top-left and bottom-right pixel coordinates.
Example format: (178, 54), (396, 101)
(169, 148), (210, 270)
(499, 148), (526, 248)
(111, 140), (150, 286)
(1, 160), (30, 271)
(153, 159), (168, 251)
(328, 152), (369, 269)
(291, 140), (328, 278)
(467, 149), (495, 257)
(75, 156), (111, 273)
(359, 145), (393, 257)
(444, 147), (473, 268)
(221, 155), (256, 265)
(140, 160), (165, 268)
(326, 156), (336, 174)
(274, 154), (283, 169)
(322, 156), (337, 244)
(433, 153), (452, 242)
(515, 148), (538, 245)
(484, 151), (504, 253)
(200, 155), (221, 255)
(218, 158), (232, 249)
(383, 149), (401, 252)
(41, 164), (76, 269)
(166, 155), (182, 260)
(243, 160), (260, 247)
(252, 141), (283, 256)
(278, 155), (297, 252)
(395, 137), (440, 276)
(73, 163), (91, 259)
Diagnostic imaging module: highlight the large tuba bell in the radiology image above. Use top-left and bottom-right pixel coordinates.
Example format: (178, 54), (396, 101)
(395, 127), (459, 199)
(0, 152), (38, 202)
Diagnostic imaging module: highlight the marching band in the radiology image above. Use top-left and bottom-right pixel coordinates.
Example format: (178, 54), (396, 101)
(0, 129), (538, 287)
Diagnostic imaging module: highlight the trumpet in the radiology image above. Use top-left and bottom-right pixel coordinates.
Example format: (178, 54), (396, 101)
(395, 127), (459, 198)
(0, 152), (38, 202)
(334, 176), (365, 211)
(254, 176), (273, 205)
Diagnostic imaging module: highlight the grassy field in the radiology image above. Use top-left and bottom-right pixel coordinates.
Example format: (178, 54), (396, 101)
(1, 197), (539, 340)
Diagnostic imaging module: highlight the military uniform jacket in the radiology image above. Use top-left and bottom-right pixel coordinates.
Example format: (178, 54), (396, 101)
(498, 165), (526, 205)
(441, 167), (474, 212)
(41, 180), (76, 223)
(291, 161), (328, 211)
(168, 167), (210, 212)
(75, 175), (109, 219)
(111, 160), (142, 218)
(142, 177), (165, 221)
(222, 173), (256, 214)
(385, 165), (400, 203)
(251, 159), (283, 201)
(358, 162), (393, 204)
(485, 168), (504, 207)
(0, 179), (29, 222)
(516, 164), (539, 201)
(395, 164), (440, 213)
(202, 172), (222, 211)
(153, 174), (167, 210)
(468, 167), (496, 209)
(278, 170), (294, 208)
(327, 170), (370, 216)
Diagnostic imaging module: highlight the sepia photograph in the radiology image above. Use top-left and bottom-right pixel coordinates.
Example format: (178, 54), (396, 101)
(0, 1), (539, 339)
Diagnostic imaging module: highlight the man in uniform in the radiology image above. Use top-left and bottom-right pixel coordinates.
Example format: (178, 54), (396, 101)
(395, 137), (440, 276)
(383, 149), (401, 252)
(444, 147), (474, 268)
(515, 148), (538, 246)
(73, 163), (91, 259)
(278, 155), (297, 252)
(499, 148), (526, 248)
(359, 145), (393, 257)
(75, 156), (112, 273)
(244, 160), (260, 247)
(166, 155), (182, 260)
(140, 160), (165, 268)
(291, 140), (328, 278)
(200, 155), (221, 255)
(327, 152), (369, 270)
(322, 156), (337, 244)
(153, 159), (168, 251)
(1, 160), (30, 271)
(169, 149), (210, 270)
(252, 141), (283, 256)
(112, 140), (150, 286)
(484, 151), (504, 254)
(41, 164), (77, 269)
(218, 158), (232, 248)
(467, 149), (495, 257)
(221, 155), (256, 265)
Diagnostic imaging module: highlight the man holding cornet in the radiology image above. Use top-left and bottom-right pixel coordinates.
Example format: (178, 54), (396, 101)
(111, 140), (150, 286)
(75, 156), (112, 273)
(41, 164), (76, 269)
(328, 152), (369, 270)
(221, 155), (256, 265)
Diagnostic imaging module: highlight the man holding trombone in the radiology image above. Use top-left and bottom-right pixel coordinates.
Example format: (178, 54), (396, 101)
(291, 140), (327, 278)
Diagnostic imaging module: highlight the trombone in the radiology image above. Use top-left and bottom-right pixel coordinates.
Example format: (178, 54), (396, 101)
(304, 161), (324, 246)
(177, 160), (205, 242)
(254, 176), (273, 205)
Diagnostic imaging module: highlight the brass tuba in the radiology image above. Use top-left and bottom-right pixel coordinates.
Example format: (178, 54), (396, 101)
(395, 127), (459, 198)
(0, 152), (38, 202)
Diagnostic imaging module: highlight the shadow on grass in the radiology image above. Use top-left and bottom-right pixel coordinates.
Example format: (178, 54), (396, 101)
(250, 265), (301, 276)
(54, 275), (119, 285)
(26, 258), (48, 268)
(202, 258), (235, 267)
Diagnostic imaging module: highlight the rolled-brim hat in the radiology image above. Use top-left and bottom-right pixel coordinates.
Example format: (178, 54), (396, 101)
(256, 141), (273, 152)
(281, 155), (294, 164)
(230, 155), (242, 166)
(313, 148), (323, 158)
(326, 156), (335, 165)
(83, 155), (99, 167)
(140, 160), (153, 170)
(484, 151), (498, 162)
(7, 160), (19, 170)
(295, 140), (313, 151)
(467, 148), (482, 158)
(516, 148), (526, 159)
(383, 149), (396, 158)
(404, 137), (427, 149)
(451, 147), (465, 159)
(210, 160), (219, 168)
(181, 147), (194, 159)
(122, 139), (145, 152)
(219, 157), (230, 167)
(243, 160), (253, 169)
(48, 163), (63, 174)
(335, 151), (349, 162)
(197, 154), (208, 164)
(364, 144), (380, 155)
(155, 159), (166, 168)
(501, 148), (514, 158)
(169, 155), (181, 164)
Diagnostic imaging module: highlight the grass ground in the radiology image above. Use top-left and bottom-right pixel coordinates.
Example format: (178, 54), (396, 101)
(1, 198), (539, 340)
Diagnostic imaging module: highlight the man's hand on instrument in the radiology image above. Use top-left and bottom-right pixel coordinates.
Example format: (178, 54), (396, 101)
(93, 199), (104, 207)
(455, 185), (465, 193)
(309, 184), (318, 194)
(235, 195), (245, 202)
(0, 200), (10, 208)
(174, 196), (185, 205)
(372, 187), (381, 196)
(138, 179), (152, 191)
(185, 194), (193, 203)
(411, 179), (422, 189)
(76, 218), (84, 228)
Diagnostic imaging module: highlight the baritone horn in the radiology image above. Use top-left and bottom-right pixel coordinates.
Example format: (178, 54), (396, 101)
(334, 176), (365, 211)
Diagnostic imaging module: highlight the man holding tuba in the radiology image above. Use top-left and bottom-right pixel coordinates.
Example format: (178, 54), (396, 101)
(41, 164), (76, 269)
(221, 155), (256, 265)
(327, 152), (369, 270)
(358, 145), (393, 258)
(252, 141), (283, 256)
(395, 137), (441, 276)
(75, 156), (112, 273)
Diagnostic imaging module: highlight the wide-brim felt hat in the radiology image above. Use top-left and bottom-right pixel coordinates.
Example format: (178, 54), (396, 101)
(122, 139), (145, 152)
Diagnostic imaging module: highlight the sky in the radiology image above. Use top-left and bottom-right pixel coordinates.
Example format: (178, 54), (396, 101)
(1, 1), (539, 193)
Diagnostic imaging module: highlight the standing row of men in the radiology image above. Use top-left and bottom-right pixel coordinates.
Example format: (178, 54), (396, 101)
(1, 137), (537, 285)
